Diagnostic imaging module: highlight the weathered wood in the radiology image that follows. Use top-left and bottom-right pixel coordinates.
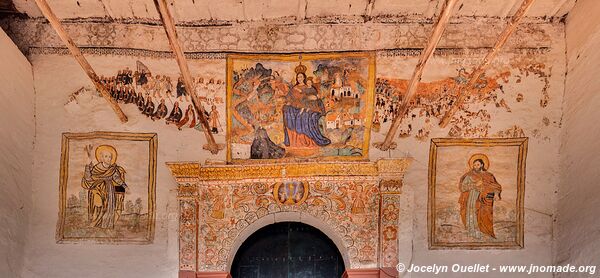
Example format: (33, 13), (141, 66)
(34, 0), (128, 123)
(153, 0), (222, 154)
(439, 0), (536, 128)
(374, 0), (459, 151)
(364, 0), (376, 19)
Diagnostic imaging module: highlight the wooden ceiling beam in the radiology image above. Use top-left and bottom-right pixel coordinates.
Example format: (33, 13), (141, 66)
(374, 0), (460, 151)
(153, 0), (222, 154)
(439, 0), (535, 128)
(34, 0), (128, 123)
(364, 0), (376, 20)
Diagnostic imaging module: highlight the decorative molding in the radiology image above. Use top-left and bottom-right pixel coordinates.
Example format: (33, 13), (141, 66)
(343, 268), (386, 278)
(1, 17), (560, 56)
(24, 46), (551, 59)
(168, 159), (410, 273)
(167, 159), (411, 182)
(195, 272), (232, 278)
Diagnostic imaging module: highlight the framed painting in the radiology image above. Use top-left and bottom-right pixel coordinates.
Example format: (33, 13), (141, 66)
(428, 138), (527, 249)
(56, 131), (157, 244)
(226, 52), (376, 163)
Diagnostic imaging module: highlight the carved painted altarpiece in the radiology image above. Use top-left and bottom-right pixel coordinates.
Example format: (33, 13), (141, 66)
(168, 159), (410, 278)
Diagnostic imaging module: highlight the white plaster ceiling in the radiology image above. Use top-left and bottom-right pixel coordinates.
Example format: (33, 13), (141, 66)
(12, 0), (576, 22)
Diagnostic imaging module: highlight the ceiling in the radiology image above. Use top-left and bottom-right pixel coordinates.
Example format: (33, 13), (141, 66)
(8, 0), (576, 23)
(0, 0), (17, 13)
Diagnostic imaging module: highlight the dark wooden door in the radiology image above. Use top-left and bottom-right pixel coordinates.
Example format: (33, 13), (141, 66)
(231, 222), (345, 278)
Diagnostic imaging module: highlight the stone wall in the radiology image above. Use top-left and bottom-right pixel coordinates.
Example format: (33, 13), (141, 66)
(0, 29), (34, 278)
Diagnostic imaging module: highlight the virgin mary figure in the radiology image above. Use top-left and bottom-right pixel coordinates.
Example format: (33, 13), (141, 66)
(282, 63), (331, 150)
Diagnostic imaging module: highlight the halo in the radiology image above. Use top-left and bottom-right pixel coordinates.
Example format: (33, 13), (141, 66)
(468, 153), (489, 170)
(95, 145), (118, 165)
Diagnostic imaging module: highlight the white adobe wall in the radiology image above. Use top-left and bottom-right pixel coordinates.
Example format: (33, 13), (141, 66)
(0, 29), (34, 277)
(17, 21), (565, 278)
(556, 0), (600, 273)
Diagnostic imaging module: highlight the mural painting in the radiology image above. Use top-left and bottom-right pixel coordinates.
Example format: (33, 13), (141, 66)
(373, 61), (553, 141)
(428, 138), (527, 249)
(198, 179), (380, 270)
(65, 61), (227, 136)
(57, 132), (157, 244)
(226, 52), (376, 162)
(167, 159), (409, 273)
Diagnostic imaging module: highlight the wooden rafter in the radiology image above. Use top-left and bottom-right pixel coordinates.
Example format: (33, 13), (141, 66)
(439, 0), (536, 128)
(297, 0), (307, 22)
(374, 0), (459, 151)
(364, 0), (376, 20)
(34, 0), (128, 123)
(153, 0), (222, 154)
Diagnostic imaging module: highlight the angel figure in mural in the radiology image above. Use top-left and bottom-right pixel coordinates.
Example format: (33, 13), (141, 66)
(350, 183), (368, 214)
(282, 63), (331, 151)
(81, 144), (128, 229)
(208, 188), (225, 219)
(458, 154), (502, 239)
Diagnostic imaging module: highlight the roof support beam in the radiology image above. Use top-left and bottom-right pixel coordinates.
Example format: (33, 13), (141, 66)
(34, 0), (128, 123)
(439, 0), (535, 128)
(297, 0), (307, 22)
(374, 0), (460, 151)
(364, 0), (376, 20)
(153, 0), (222, 154)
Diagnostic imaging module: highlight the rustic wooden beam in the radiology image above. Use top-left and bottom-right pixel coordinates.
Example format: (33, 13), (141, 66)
(153, 0), (222, 154)
(374, 0), (459, 151)
(439, 0), (535, 128)
(364, 0), (376, 20)
(297, 0), (307, 22)
(34, 0), (128, 123)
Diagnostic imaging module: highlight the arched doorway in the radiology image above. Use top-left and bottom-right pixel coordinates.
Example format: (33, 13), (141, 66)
(231, 222), (345, 278)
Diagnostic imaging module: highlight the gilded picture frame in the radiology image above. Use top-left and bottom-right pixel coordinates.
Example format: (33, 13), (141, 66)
(226, 52), (376, 163)
(56, 131), (157, 244)
(428, 137), (527, 249)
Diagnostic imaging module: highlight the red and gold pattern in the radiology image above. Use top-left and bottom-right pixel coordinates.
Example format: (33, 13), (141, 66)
(167, 159), (409, 272)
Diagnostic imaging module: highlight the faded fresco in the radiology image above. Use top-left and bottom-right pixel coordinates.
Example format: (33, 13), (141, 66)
(227, 52), (375, 162)
(64, 60), (227, 135)
(168, 159), (409, 272)
(373, 61), (553, 141)
(197, 180), (380, 270)
(428, 138), (527, 249)
(57, 132), (157, 244)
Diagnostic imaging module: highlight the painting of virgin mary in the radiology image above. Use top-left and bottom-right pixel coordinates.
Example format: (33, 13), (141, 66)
(282, 63), (331, 151)
(227, 52), (375, 162)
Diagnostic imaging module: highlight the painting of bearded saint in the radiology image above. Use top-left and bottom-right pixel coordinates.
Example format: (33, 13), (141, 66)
(458, 154), (502, 239)
(428, 138), (526, 249)
(82, 144), (127, 229)
(57, 132), (156, 244)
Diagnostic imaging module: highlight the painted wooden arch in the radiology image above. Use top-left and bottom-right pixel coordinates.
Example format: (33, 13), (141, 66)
(167, 159), (410, 277)
(225, 211), (351, 272)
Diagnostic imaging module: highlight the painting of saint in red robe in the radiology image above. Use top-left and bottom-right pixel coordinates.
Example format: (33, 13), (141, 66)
(428, 138), (526, 249)
(458, 154), (502, 239)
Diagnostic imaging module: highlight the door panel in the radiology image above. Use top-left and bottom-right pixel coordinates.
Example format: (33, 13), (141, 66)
(231, 222), (345, 278)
